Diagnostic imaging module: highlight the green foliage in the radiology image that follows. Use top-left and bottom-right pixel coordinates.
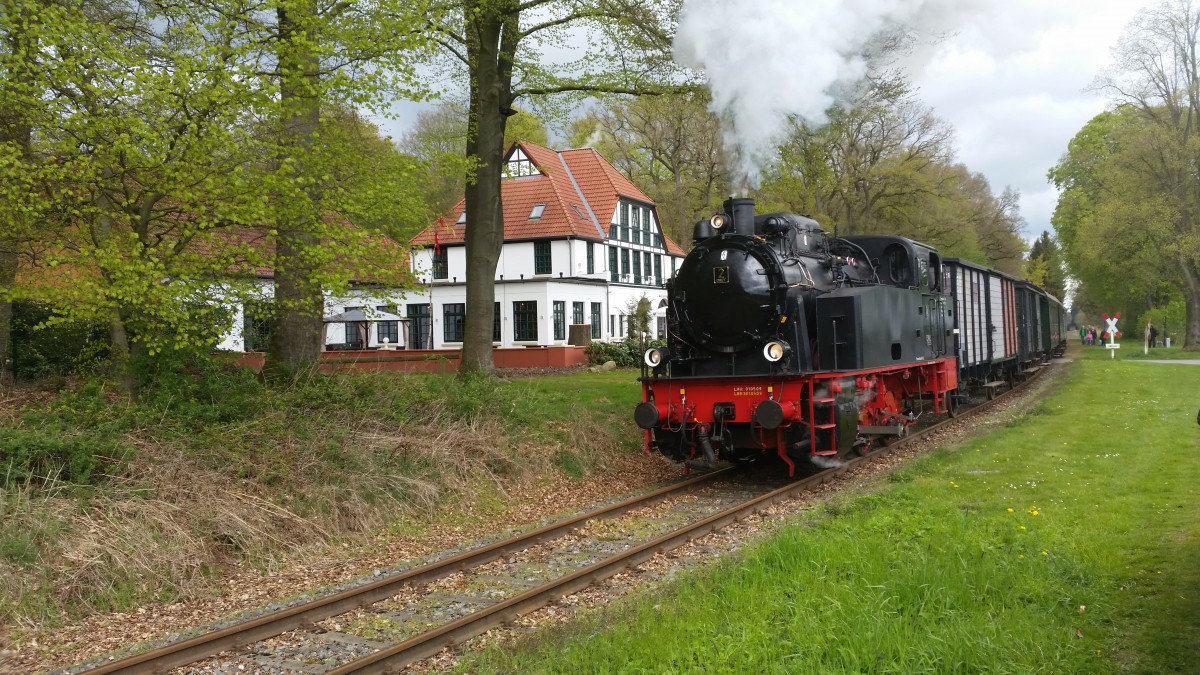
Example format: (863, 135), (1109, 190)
(757, 75), (1028, 274)
(1, 382), (132, 487)
(584, 339), (653, 367)
(624, 295), (652, 339)
(435, 0), (688, 373)
(440, 370), (505, 418)
(131, 352), (265, 430)
(1027, 230), (1067, 301)
(569, 91), (728, 248)
(10, 301), (109, 380)
(1051, 7), (1200, 347)
(0, 426), (123, 487)
(555, 450), (585, 479)
(1, 0), (433, 386)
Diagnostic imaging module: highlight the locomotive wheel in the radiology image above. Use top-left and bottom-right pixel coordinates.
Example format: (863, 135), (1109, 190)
(986, 386), (995, 401)
(946, 391), (959, 418)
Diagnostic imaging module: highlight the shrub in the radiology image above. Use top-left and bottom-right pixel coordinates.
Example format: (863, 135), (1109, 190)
(585, 339), (664, 368)
(10, 301), (109, 381)
(131, 350), (263, 429)
(584, 340), (639, 367)
(0, 426), (126, 487)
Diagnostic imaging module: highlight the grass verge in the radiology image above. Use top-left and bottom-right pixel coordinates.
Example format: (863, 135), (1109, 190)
(457, 349), (1200, 673)
(0, 365), (649, 634)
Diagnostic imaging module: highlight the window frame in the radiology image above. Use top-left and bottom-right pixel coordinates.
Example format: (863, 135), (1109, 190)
(591, 303), (602, 339)
(534, 240), (552, 275)
(553, 300), (565, 340)
(513, 300), (538, 342)
(432, 246), (448, 279)
(443, 302), (466, 342)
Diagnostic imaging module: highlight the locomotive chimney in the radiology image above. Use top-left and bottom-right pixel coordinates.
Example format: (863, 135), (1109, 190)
(725, 197), (756, 236)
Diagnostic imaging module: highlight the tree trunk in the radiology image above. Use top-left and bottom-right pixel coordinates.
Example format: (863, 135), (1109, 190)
(1181, 257), (1200, 351)
(108, 309), (136, 398)
(0, 244), (14, 387)
(459, 5), (514, 375)
(0, 6), (34, 387)
(265, 0), (324, 376)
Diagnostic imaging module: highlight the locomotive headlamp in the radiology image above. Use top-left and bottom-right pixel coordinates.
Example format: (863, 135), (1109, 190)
(710, 213), (729, 230)
(644, 346), (671, 368)
(762, 340), (790, 362)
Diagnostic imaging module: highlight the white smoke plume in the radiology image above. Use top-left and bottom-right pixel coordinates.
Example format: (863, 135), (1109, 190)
(674, 0), (989, 189)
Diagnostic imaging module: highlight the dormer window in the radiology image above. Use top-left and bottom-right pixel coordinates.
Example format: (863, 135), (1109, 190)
(503, 148), (539, 179)
(456, 211), (466, 225)
(529, 203), (546, 219)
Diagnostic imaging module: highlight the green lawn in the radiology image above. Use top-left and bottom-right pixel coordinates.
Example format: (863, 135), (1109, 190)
(457, 349), (1200, 673)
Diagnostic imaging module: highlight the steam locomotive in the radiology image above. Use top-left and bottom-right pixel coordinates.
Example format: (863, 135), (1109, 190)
(635, 197), (1065, 476)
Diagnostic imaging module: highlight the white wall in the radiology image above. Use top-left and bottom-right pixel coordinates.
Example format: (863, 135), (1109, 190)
(213, 281), (418, 351)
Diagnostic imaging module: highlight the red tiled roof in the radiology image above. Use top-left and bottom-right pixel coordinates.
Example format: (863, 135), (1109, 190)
(410, 142), (686, 256)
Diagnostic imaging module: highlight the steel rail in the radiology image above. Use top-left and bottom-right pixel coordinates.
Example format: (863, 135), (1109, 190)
(325, 462), (848, 674)
(84, 364), (1050, 674)
(81, 467), (739, 674)
(326, 367), (1049, 674)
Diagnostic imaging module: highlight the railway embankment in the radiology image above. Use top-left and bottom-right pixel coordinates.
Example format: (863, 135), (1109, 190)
(0, 365), (676, 671)
(452, 346), (1199, 673)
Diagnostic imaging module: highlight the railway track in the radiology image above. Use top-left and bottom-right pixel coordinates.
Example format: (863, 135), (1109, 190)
(70, 366), (1051, 675)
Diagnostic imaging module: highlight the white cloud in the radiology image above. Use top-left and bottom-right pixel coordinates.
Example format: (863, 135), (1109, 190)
(912, 0), (1154, 239)
(676, 0), (1156, 239)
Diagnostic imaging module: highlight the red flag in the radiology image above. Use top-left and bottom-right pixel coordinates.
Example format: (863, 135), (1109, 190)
(433, 231), (441, 256)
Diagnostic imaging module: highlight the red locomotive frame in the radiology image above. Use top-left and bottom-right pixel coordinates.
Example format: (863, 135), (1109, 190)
(640, 356), (958, 477)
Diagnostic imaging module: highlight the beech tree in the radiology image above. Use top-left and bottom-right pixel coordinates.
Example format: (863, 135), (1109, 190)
(0, 1), (40, 385)
(568, 91), (728, 249)
(400, 100), (549, 222)
(1051, 0), (1200, 349)
(758, 76), (1026, 273)
(419, 0), (686, 374)
(1, 0), (429, 392)
(261, 0), (432, 375)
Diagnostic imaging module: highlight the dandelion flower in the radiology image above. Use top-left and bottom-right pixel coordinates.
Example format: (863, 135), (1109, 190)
(1007, 508), (1014, 513)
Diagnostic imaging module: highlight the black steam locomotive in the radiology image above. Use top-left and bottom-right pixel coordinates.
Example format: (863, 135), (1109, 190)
(636, 197), (1063, 476)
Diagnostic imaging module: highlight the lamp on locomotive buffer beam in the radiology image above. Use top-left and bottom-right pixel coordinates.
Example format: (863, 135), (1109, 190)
(643, 346), (670, 369)
(762, 340), (790, 362)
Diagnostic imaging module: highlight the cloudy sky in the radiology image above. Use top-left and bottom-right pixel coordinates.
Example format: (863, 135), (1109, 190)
(672, 0), (1164, 242)
(913, 0), (1157, 240)
(382, 0), (1160, 242)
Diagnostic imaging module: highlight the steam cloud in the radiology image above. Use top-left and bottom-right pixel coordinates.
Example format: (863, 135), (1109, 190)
(674, 0), (987, 188)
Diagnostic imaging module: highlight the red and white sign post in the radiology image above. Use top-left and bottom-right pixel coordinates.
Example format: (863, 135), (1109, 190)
(1104, 312), (1121, 359)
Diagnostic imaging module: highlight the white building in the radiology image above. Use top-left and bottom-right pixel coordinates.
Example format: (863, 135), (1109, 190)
(207, 225), (419, 353)
(407, 142), (687, 350)
(215, 280), (416, 352)
(217, 142), (687, 353)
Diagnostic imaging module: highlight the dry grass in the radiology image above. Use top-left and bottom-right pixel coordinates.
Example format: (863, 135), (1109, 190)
(0, 370), (641, 633)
